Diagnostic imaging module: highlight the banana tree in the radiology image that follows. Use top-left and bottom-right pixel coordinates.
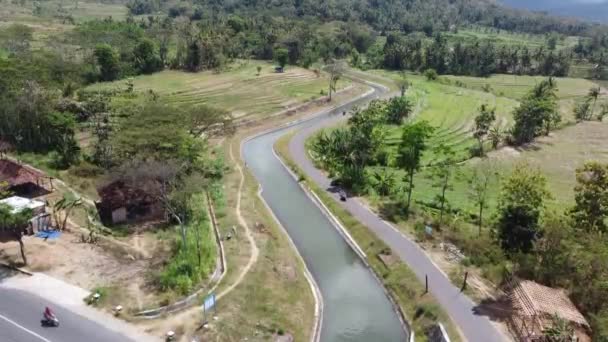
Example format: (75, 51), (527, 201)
(53, 193), (83, 230)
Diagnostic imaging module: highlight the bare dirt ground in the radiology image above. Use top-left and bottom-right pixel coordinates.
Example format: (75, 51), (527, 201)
(0, 228), (169, 313)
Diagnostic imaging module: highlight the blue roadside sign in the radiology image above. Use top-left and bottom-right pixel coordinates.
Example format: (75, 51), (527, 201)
(202, 293), (216, 312)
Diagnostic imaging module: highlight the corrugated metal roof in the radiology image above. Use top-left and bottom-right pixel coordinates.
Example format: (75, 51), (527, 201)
(0, 196), (45, 214)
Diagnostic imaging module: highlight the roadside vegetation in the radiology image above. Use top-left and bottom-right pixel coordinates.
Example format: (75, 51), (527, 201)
(275, 132), (461, 342)
(307, 70), (608, 339)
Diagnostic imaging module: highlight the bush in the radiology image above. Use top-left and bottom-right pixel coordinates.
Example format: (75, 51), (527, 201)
(446, 232), (505, 268)
(85, 286), (112, 306)
(69, 162), (104, 178)
(481, 263), (509, 285)
(49, 146), (80, 169)
(590, 310), (608, 342)
(374, 149), (392, 166)
(424, 68), (438, 81)
(468, 144), (483, 158)
(414, 302), (440, 322)
(157, 193), (217, 295)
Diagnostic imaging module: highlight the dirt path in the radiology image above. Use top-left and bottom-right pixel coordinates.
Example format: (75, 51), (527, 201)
(217, 143), (259, 300)
(131, 229), (150, 260)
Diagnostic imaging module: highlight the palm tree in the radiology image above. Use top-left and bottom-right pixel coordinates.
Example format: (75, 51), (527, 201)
(488, 125), (503, 150)
(589, 86), (601, 117)
(326, 60), (344, 101)
(396, 72), (409, 97)
(372, 168), (396, 197)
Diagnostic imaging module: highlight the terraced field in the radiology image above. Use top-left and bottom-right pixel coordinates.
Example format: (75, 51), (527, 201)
(87, 61), (343, 120)
(372, 71), (518, 162)
(443, 74), (599, 100)
(443, 74), (605, 123)
(444, 28), (579, 50)
(362, 70), (608, 214)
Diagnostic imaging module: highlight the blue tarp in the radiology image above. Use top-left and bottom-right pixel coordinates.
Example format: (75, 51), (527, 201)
(35, 230), (62, 240)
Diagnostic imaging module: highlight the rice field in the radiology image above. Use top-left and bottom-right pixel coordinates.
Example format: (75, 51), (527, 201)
(444, 28), (579, 50)
(0, 0), (127, 23)
(0, 0), (129, 49)
(443, 74), (599, 100)
(371, 70), (518, 162)
(86, 61), (344, 120)
(360, 70), (608, 214)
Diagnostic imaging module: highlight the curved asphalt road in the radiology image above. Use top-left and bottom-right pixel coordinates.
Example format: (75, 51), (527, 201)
(0, 287), (137, 342)
(286, 77), (507, 342)
(0, 288), (133, 342)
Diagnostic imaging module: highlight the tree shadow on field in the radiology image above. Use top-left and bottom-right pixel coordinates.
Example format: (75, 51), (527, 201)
(471, 296), (513, 323)
(0, 250), (21, 284)
(517, 139), (555, 152)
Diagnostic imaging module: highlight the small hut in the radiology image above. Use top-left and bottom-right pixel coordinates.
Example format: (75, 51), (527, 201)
(508, 279), (590, 342)
(96, 180), (165, 226)
(0, 159), (54, 198)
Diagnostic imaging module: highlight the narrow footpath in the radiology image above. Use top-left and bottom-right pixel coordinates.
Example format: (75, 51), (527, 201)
(286, 83), (508, 342)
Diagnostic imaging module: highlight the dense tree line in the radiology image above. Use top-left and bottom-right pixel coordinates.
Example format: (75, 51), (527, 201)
(127, 0), (604, 38)
(382, 33), (571, 77)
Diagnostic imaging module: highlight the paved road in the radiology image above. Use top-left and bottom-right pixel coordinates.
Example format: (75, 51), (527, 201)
(0, 287), (137, 342)
(286, 79), (507, 342)
(0, 268), (151, 342)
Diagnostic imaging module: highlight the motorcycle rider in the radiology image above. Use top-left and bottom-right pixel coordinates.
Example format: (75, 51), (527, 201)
(43, 306), (56, 321)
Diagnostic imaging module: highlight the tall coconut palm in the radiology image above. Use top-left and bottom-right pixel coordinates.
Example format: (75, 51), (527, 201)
(589, 86), (601, 117)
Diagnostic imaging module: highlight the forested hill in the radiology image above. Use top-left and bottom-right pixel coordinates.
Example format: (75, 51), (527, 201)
(129, 0), (601, 36)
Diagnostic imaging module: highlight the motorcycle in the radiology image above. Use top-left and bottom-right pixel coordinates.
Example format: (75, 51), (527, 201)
(41, 312), (59, 327)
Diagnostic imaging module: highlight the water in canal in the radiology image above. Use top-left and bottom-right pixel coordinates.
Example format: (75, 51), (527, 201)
(243, 122), (408, 341)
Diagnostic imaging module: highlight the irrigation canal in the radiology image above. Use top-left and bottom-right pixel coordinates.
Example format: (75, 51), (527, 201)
(243, 81), (409, 342)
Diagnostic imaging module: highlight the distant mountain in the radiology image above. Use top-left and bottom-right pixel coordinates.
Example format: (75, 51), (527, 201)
(501, 0), (608, 23)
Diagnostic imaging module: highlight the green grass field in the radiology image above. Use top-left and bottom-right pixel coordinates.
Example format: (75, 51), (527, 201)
(87, 61), (345, 120)
(0, 0), (128, 50)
